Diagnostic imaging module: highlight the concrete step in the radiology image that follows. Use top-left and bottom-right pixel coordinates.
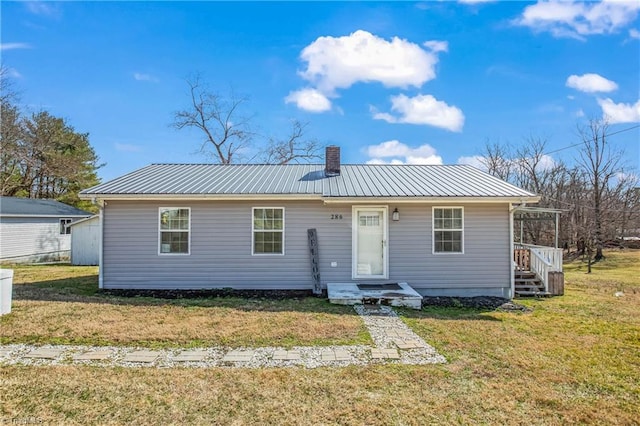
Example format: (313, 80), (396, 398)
(327, 282), (423, 310)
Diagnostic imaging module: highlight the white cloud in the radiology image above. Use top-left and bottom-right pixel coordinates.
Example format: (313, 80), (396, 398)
(423, 40), (448, 53)
(598, 98), (640, 123)
(365, 140), (443, 165)
(133, 72), (159, 83)
(115, 143), (142, 152)
(25, 1), (61, 17)
(630, 28), (640, 39)
(566, 73), (618, 93)
(457, 155), (488, 170)
(284, 88), (332, 112)
(515, 0), (640, 39)
(535, 154), (557, 172)
(575, 108), (585, 117)
(0, 42), (32, 51)
(297, 30), (443, 94)
(372, 94), (465, 132)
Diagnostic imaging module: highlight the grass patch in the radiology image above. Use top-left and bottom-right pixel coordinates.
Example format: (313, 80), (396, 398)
(1, 251), (638, 424)
(0, 264), (370, 348)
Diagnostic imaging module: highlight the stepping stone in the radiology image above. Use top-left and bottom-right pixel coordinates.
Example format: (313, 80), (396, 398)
(73, 350), (114, 361)
(393, 339), (425, 350)
(370, 348), (400, 360)
(173, 350), (208, 362)
(321, 350), (336, 361)
(23, 348), (65, 359)
(272, 350), (300, 361)
(123, 350), (161, 363)
(333, 350), (352, 361)
(222, 350), (254, 362)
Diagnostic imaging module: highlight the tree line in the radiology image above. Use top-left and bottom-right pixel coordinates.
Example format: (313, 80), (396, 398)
(1, 67), (101, 211)
(478, 120), (639, 262)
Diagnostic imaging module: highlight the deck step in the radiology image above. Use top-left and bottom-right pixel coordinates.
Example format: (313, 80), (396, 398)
(515, 290), (551, 297)
(515, 271), (537, 277)
(515, 286), (545, 292)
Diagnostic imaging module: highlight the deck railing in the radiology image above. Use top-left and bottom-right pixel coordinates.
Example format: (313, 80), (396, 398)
(514, 243), (563, 292)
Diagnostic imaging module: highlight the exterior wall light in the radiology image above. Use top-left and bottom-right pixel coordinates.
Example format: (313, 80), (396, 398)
(392, 208), (400, 221)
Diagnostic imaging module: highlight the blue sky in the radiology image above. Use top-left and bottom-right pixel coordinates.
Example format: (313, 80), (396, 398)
(2, 1), (639, 182)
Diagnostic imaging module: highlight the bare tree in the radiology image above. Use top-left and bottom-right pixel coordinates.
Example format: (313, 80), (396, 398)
(262, 120), (321, 165)
(576, 119), (624, 261)
(0, 66), (20, 105)
(480, 140), (514, 181)
(172, 74), (253, 164)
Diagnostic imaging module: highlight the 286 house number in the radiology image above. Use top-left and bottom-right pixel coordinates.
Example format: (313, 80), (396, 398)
(330, 214), (343, 220)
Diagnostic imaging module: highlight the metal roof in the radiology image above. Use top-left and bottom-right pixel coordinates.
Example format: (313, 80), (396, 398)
(80, 164), (538, 200)
(0, 196), (93, 217)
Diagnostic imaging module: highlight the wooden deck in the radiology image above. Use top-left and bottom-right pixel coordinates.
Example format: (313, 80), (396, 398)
(514, 244), (564, 297)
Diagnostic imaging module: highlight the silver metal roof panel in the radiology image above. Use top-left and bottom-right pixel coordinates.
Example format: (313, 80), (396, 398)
(81, 164), (537, 199)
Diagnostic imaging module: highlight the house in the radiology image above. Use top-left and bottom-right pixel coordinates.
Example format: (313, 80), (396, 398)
(69, 215), (100, 266)
(80, 146), (551, 300)
(0, 197), (92, 263)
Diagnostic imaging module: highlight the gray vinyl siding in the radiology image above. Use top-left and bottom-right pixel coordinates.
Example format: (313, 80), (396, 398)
(387, 204), (510, 291)
(0, 217), (71, 262)
(102, 200), (511, 293)
(103, 200), (353, 289)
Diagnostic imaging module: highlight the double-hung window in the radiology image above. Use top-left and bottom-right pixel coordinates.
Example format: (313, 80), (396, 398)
(252, 207), (284, 255)
(159, 207), (190, 255)
(59, 218), (72, 235)
(433, 207), (464, 254)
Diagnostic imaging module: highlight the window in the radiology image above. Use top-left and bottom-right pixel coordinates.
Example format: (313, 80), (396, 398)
(60, 218), (72, 235)
(359, 215), (380, 227)
(159, 208), (190, 255)
(433, 207), (463, 254)
(252, 207), (284, 255)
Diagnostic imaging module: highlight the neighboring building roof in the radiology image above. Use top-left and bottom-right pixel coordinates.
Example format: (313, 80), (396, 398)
(69, 215), (99, 227)
(80, 163), (538, 201)
(0, 197), (93, 217)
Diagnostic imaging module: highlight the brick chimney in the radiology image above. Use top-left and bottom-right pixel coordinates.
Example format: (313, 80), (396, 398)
(325, 145), (340, 177)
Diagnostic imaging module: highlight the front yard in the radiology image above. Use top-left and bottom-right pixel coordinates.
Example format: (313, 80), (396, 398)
(1, 250), (638, 424)
(0, 264), (370, 348)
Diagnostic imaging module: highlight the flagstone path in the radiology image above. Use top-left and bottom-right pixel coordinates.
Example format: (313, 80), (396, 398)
(0, 305), (446, 369)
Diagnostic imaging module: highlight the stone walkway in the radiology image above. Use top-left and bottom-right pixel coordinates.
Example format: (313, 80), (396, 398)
(0, 305), (446, 369)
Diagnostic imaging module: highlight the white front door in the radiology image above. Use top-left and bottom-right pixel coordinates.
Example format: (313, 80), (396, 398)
(353, 207), (388, 279)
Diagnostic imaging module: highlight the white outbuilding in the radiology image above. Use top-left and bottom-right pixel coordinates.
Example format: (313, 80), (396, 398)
(69, 215), (100, 265)
(0, 196), (92, 263)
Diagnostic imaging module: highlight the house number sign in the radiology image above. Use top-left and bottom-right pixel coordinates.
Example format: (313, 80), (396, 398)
(330, 214), (343, 220)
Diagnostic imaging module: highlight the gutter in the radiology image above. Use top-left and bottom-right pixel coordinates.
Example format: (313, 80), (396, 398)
(79, 193), (541, 204)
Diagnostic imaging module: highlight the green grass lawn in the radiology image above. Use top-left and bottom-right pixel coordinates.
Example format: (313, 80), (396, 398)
(1, 250), (638, 424)
(0, 264), (370, 348)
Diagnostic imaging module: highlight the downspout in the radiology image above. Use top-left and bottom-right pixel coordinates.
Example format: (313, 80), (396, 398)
(97, 199), (104, 289)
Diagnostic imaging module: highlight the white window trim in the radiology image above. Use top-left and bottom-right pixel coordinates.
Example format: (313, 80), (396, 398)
(432, 206), (464, 255)
(352, 205), (389, 279)
(59, 218), (72, 235)
(251, 207), (285, 256)
(158, 207), (191, 256)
